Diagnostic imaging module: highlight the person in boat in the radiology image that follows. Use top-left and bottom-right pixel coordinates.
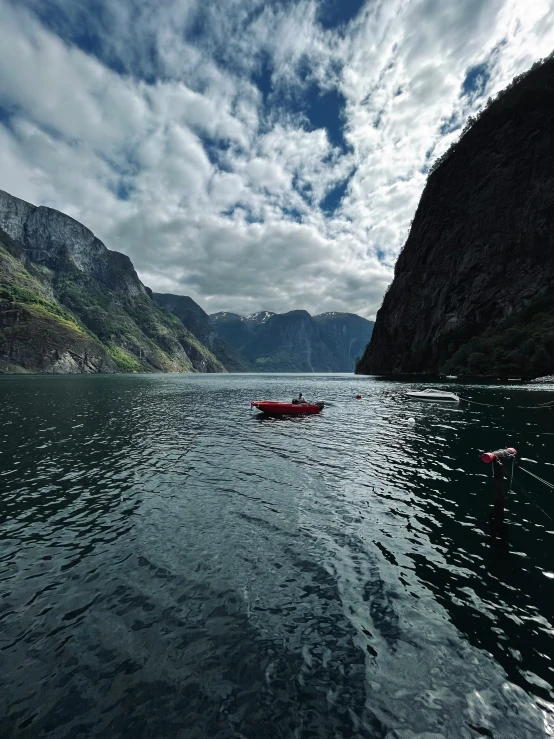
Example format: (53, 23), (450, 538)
(292, 392), (307, 404)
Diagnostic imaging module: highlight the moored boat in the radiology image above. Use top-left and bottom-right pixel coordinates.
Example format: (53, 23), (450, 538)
(406, 389), (460, 402)
(251, 401), (324, 415)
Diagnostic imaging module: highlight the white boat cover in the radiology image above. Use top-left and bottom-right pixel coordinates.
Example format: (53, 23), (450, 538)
(406, 389), (460, 402)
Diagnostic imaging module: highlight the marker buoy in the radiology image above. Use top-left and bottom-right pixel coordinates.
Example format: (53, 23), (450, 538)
(356, 394), (361, 399)
(481, 447), (517, 464)
(407, 417), (415, 425)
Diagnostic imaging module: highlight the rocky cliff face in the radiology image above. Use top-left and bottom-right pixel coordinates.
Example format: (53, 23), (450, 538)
(210, 311), (273, 351)
(314, 313), (373, 369)
(154, 294), (251, 372)
(0, 191), (145, 297)
(0, 227), (116, 373)
(240, 310), (345, 372)
(357, 54), (554, 378)
(0, 191), (224, 374)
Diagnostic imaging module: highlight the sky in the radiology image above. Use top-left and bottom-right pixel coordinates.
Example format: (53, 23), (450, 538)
(0, 0), (553, 318)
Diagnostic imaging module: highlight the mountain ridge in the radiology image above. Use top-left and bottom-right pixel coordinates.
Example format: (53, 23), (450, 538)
(210, 308), (373, 372)
(153, 294), (253, 372)
(0, 189), (374, 375)
(0, 190), (224, 374)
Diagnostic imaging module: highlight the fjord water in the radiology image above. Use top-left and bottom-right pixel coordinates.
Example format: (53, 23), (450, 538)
(1, 374), (553, 738)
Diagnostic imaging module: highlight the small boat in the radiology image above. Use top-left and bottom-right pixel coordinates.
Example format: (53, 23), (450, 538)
(445, 375), (457, 379)
(406, 389), (460, 402)
(251, 401), (324, 415)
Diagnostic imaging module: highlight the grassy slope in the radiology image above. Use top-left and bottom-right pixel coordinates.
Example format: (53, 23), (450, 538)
(154, 294), (250, 372)
(0, 238), (117, 372)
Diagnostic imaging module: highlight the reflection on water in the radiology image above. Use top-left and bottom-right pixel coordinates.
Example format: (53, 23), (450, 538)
(1, 373), (553, 738)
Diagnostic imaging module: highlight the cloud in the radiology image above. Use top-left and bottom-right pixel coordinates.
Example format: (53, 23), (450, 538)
(1, 0), (553, 319)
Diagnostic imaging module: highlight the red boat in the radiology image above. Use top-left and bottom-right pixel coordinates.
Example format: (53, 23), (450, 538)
(251, 401), (324, 415)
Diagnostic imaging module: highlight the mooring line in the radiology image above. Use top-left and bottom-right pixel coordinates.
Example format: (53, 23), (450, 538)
(511, 477), (554, 523)
(519, 466), (554, 491)
(459, 396), (554, 409)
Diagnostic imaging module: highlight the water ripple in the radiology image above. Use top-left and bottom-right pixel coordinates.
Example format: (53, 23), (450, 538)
(1, 373), (553, 738)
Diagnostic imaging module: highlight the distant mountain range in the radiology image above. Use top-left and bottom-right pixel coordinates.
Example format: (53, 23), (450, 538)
(0, 188), (372, 374)
(209, 309), (373, 372)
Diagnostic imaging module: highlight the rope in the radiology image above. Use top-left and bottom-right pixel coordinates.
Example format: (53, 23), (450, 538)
(511, 477), (554, 524)
(459, 395), (554, 409)
(485, 456), (554, 524)
(519, 466), (554, 490)
(508, 456), (515, 493)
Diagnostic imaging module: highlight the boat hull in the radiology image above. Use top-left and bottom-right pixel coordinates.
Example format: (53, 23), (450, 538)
(406, 392), (459, 402)
(251, 401), (323, 415)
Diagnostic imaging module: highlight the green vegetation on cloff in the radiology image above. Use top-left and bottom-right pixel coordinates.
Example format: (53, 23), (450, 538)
(56, 270), (227, 373)
(441, 290), (554, 378)
(0, 283), (87, 337)
(0, 224), (224, 374)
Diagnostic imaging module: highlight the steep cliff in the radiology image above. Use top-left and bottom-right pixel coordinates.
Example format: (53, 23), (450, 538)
(357, 54), (554, 378)
(0, 228), (115, 373)
(0, 191), (224, 374)
(314, 313), (373, 370)
(240, 310), (344, 372)
(154, 294), (252, 372)
(210, 311), (273, 350)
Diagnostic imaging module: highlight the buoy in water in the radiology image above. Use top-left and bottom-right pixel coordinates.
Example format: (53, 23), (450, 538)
(356, 394), (362, 399)
(481, 447), (517, 464)
(407, 417), (415, 425)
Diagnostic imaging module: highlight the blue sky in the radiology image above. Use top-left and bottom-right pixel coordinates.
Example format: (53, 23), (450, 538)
(0, 0), (553, 317)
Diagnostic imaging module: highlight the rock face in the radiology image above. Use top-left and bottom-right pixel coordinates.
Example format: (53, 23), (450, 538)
(210, 311), (274, 351)
(0, 191), (224, 374)
(0, 228), (116, 374)
(357, 55), (554, 377)
(153, 294), (252, 372)
(0, 191), (145, 297)
(0, 306), (114, 374)
(313, 313), (373, 369)
(240, 310), (344, 372)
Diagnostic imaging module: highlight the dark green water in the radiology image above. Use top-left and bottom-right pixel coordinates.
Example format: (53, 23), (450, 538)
(1, 373), (553, 738)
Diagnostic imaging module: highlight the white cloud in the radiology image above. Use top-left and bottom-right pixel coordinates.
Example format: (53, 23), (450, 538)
(1, 0), (553, 319)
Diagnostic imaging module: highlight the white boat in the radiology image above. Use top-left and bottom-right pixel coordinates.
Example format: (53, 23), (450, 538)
(406, 388), (460, 402)
(445, 375), (457, 379)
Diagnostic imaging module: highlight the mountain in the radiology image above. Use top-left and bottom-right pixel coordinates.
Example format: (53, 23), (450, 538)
(313, 312), (374, 368)
(240, 310), (345, 372)
(0, 190), (224, 374)
(0, 227), (115, 373)
(209, 311), (275, 351)
(242, 311), (276, 328)
(208, 312), (257, 351)
(210, 309), (373, 372)
(0, 190), (373, 376)
(356, 54), (554, 379)
(153, 294), (252, 372)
